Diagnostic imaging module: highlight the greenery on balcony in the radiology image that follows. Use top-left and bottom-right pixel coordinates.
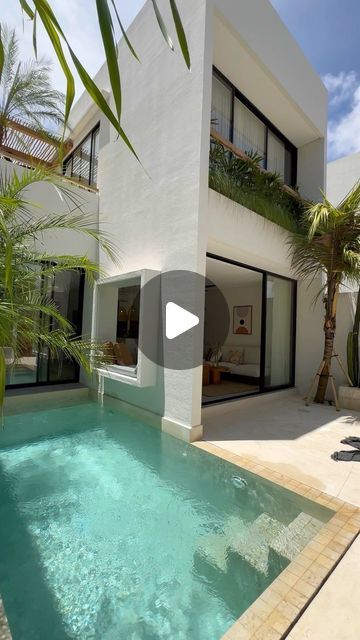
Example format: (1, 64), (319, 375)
(209, 138), (306, 233)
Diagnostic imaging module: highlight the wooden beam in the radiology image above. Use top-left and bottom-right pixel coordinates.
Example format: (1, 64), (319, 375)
(0, 146), (52, 167)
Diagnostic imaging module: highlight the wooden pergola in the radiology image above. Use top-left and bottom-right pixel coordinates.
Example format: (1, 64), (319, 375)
(0, 118), (72, 168)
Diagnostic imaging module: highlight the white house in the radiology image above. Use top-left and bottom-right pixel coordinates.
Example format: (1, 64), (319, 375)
(3, 0), (355, 441)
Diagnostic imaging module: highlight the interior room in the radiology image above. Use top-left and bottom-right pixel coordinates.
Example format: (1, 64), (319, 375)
(203, 257), (263, 404)
(203, 255), (296, 405)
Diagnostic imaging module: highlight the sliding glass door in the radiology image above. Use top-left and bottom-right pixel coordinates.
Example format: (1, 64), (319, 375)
(5, 268), (84, 389)
(263, 275), (296, 390)
(204, 254), (296, 404)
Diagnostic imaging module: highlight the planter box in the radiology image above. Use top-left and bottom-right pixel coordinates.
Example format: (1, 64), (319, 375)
(339, 386), (360, 411)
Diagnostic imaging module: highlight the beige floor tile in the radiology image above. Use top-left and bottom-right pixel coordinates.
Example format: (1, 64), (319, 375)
(201, 395), (360, 640)
(202, 394), (360, 507)
(290, 535), (360, 640)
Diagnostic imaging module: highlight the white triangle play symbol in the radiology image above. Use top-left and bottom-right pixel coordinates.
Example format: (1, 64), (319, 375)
(166, 302), (199, 340)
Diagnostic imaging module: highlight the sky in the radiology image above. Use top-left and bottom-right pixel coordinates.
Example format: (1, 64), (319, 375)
(4, 0), (360, 162)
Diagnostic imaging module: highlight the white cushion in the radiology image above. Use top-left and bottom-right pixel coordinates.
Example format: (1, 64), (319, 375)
(222, 347), (244, 362)
(221, 362), (260, 378)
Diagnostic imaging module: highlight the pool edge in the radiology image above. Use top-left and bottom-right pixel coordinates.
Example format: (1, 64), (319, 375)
(192, 440), (360, 640)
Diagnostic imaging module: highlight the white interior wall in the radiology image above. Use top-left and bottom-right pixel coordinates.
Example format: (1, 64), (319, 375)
(204, 280), (262, 363)
(221, 283), (262, 348)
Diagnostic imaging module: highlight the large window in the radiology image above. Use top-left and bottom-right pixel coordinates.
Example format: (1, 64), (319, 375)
(211, 74), (232, 140)
(264, 275), (296, 389)
(203, 254), (296, 405)
(211, 70), (297, 187)
(5, 268), (84, 389)
(233, 98), (266, 166)
(63, 124), (100, 188)
(115, 284), (140, 367)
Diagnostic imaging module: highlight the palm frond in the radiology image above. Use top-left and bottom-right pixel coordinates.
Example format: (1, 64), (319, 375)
(1, 2), (191, 160)
(0, 165), (118, 408)
(0, 25), (65, 145)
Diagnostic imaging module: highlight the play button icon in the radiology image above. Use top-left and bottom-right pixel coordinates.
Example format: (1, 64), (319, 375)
(166, 303), (199, 340)
(137, 270), (230, 370)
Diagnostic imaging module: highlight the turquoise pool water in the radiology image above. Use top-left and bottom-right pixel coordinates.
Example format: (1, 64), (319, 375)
(0, 401), (332, 640)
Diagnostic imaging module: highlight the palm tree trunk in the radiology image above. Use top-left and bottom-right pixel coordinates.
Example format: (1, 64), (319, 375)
(314, 278), (339, 403)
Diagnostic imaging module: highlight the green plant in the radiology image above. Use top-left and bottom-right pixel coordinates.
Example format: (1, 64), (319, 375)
(209, 138), (305, 233)
(0, 0), (190, 157)
(347, 289), (360, 387)
(292, 182), (360, 403)
(0, 25), (64, 148)
(0, 165), (117, 409)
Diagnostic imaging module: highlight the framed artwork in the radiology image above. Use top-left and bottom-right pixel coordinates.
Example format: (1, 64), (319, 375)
(233, 305), (252, 335)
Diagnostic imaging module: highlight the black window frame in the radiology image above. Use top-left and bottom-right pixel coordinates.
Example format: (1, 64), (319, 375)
(5, 266), (85, 390)
(63, 123), (100, 188)
(203, 253), (297, 406)
(212, 67), (298, 188)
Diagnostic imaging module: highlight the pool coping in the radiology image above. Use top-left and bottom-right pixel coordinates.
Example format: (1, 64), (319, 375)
(192, 440), (360, 640)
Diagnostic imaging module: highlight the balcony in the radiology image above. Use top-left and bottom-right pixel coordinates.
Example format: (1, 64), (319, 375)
(209, 129), (305, 233)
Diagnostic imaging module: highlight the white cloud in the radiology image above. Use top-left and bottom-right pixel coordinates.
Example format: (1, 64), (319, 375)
(323, 71), (360, 161)
(323, 70), (358, 108)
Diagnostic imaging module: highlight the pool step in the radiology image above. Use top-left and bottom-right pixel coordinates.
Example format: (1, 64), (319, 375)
(270, 512), (323, 561)
(201, 511), (324, 574)
(228, 513), (285, 574)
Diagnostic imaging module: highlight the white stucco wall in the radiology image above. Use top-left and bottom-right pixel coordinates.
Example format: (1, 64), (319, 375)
(327, 152), (360, 205)
(207, 190), (292, 277)
(0, 159), (99, 261)
(61, 0), (329, 427)
(326, 152), (360, 295)
(298, 137), (327, 202)
(88, 0), (213, 437)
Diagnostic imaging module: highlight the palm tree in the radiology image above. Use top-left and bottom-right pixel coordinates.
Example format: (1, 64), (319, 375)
(0, 165), (117, 409)
(291, 182), (360, 404)
(0, 25), (64, 148)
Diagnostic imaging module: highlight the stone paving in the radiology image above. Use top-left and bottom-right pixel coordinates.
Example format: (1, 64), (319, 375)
(200, 391), (360, 639)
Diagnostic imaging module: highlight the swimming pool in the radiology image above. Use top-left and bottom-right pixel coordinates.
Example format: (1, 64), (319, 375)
(0, 400), (332, 640)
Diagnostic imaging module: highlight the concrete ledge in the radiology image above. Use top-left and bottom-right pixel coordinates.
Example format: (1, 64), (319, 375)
(4, 385), (90, 416)
(339, 385), (360, 411)
(90, 390), (162, 430)
(161, 417), (203, 442)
